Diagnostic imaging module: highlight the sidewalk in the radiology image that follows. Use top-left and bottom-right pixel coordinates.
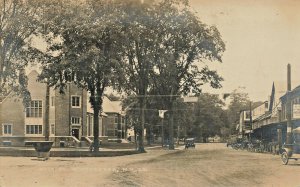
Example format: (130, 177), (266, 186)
(0, 146), (140, 157)
(0, 143), (185, 157)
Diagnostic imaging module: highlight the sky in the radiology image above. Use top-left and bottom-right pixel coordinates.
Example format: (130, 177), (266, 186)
(29, 0), (300, 102)
(189, 0), (300, 102)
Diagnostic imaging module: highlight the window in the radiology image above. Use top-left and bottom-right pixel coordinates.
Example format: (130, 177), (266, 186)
(50, 124), (55, 135)
(71, 117), (80, 124)
(294, 97), (300, 105)
(265, 102), (268, 109)
(89, 116), (94, 136)
(51, 97), (55, 107)
(26, 125), (42, 134)
(86, 115), (89, 125)
(26, 100), (42, 117)
(65, 72), (76, 82)
(245, 111), (250, 119)
(71, 96), (80, 108)
(114, 115), (118, 124)
(2, 124), (12, 135)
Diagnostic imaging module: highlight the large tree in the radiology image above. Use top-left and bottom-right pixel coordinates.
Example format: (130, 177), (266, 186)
(0, 0), (40, 103)
(149, 0), (225, 149)
(226, 89), (251, 133)
(191, 93), (227, 142)
(226, 89), (263, 134)
(119, 0), (225, 150)
(37, 0), (125, 151)
(119, 1), (159, 152)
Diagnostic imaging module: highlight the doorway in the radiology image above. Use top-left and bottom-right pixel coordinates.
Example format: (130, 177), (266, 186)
(72, 128), (80, 140)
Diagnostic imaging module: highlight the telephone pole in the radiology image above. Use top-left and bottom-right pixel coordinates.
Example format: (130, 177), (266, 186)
(286, 64), (292, 144)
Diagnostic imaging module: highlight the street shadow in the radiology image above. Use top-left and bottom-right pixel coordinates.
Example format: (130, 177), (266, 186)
(285, 162), (300, 166)
(30, 158), (48, 161)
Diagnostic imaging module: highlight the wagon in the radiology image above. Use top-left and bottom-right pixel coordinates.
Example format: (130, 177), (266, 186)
(281, 127), (300, 165)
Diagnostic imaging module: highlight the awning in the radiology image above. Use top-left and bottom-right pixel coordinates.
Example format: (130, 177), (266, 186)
(293, 127), (300, 133)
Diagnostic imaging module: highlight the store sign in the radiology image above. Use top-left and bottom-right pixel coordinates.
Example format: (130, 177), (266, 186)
(293, 104), (300, 119)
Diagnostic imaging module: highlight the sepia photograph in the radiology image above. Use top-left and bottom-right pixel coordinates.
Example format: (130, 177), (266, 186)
(1, 0), (300, 186)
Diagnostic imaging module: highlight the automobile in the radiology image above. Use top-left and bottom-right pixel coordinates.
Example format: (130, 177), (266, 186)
(281, 127), (300, 165)
(185, 138), (196, 149)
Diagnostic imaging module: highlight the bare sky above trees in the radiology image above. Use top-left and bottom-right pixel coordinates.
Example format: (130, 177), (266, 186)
(28, 0), (300, 102)
(189, 0), (300, 101)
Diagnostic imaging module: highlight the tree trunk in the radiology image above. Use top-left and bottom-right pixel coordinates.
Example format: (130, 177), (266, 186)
(146, 126), (151, 145)
(44, 83), (50, 141)
(176, 125), (180, 146)
(138, 97), (146, 152)
(134, 126), (138, 150)
(93, 105), (100, 152)
(92, 93), (103, 152)
(168, 101), (175, 150)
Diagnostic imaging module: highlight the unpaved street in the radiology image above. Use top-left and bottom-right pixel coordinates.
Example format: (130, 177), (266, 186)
(0, 144), (300, 187)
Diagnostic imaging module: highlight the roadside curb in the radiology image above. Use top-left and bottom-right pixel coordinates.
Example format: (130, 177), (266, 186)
(0, 147), (141, 157)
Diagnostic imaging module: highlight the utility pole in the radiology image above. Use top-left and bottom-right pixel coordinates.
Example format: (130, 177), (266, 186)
(159, 110), (167, 147)
(286, 64), (292, 144)
(161, 118), (164, 147)
(177, 125), (180, 146)
(249, 102), (252, 141)
(169, 94), (175, 150)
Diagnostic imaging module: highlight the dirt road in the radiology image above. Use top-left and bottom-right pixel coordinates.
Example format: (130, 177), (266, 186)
(111, 144), (300, 187)
(0, 144), (300, 187)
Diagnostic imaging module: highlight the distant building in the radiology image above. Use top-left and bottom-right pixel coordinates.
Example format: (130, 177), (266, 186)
(102, 97), (126, 139)
(279, 85), (300, 139)
(243, 82), (300, 143)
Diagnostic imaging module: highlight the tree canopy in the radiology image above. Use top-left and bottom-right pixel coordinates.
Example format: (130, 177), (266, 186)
(147, 0), (225, 148)
(2, 0), (226, 151)
(35, 0), (127, 151)
(0, 0), (41, 103)
(191, 93), (228, 142)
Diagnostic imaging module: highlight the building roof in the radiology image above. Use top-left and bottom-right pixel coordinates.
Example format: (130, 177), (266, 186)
(280, 84), (300, 103)
(102, 96), (123, 114)
(86, 96), (108, 117)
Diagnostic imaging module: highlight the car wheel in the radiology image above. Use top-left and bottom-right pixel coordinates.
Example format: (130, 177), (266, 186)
(281, 151), (289, 165)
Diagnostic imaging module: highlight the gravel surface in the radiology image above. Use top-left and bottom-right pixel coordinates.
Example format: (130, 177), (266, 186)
(0, 143), (299, 187)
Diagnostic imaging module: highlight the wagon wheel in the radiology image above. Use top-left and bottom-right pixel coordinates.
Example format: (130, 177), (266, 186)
(281, 151), (289, 165)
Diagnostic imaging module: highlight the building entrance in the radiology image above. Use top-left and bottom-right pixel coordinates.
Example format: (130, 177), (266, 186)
(72, 128), (80, 140)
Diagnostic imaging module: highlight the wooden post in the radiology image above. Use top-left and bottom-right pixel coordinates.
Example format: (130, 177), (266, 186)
(277, 128), (282, 150)
(177, 125), (180, 146)
(161, 118), (164, 147)
(169, 99), (175, 150)
(249, 102), (252, 141)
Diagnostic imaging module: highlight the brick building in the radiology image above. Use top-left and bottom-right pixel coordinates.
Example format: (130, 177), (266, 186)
(102, 97), (126, 139)
(0, 70), (128, 146)
(0, 70), (89, 146)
